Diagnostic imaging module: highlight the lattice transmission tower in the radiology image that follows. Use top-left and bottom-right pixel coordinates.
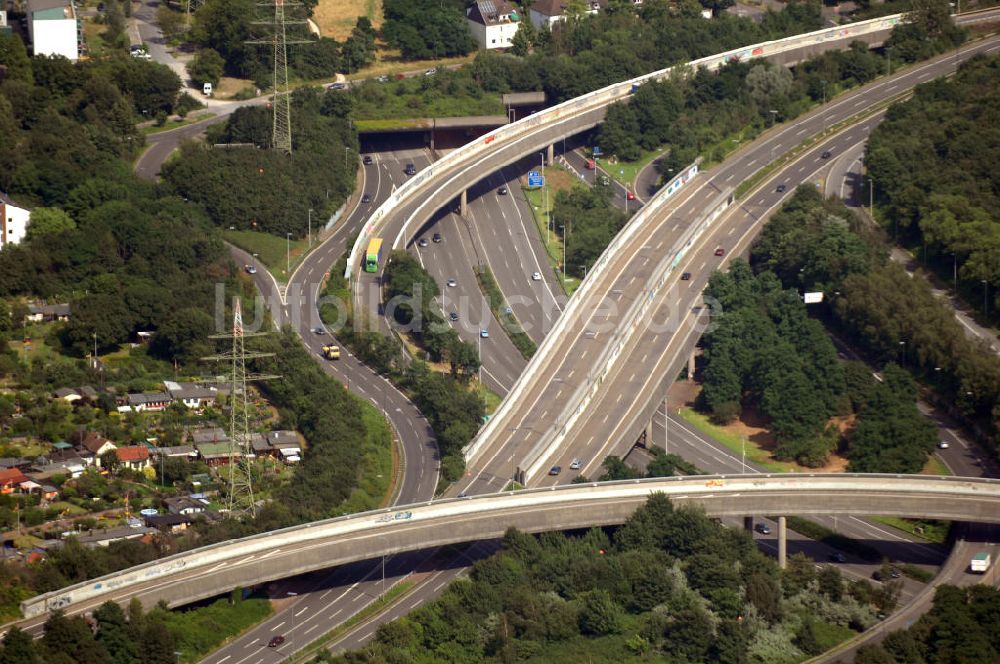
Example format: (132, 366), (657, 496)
(248, 1), (311, 154)
(203, 300), (279, 518)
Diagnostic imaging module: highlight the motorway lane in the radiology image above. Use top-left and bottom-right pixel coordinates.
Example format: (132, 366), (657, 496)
(412, 210), (525, 394)
(460, 36), (1000, 498)
(468, 162), (565, 343)
(203, 141), (440, 664)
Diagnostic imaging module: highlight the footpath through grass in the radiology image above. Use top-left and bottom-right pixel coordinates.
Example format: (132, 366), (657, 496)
(224, 229), (312, 282)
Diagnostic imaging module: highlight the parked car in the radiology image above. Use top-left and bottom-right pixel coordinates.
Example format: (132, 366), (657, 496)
(714, 247), (725, 256)
(268, 636), (285, 647)
(327, 82), (346, 90)
(244, 264), (257, 275)
(626, 191), (636, 201)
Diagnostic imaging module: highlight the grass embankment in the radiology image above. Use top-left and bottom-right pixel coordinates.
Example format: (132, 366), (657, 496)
(336, 401), (396, 514)
(521, 183), (582, 297)
(475, 267), (536, 360)
(314, 0), (382, 40)
(477, 383), (503, 415)
(677, 407), (798, 473)
(350, 74), (504, 120)
(140, 113), (213, 135)
(154, 596), (273, 663)
(870, 517), (951, 545)
(223, 229), (312, 282)
(285, 580), (416, 663)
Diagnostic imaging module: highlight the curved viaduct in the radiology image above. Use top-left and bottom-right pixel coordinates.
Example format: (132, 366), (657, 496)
(20, 475), (1000, 621)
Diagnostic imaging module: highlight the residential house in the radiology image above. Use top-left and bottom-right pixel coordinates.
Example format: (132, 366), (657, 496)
(24, 302), (70, 323)
(189, 426), (229, 445)
(119, 392), (172, 413)
(144, 513), (195, 533)
(195, 442), (240, 467)
(529, 0), (601, 29)
(26, 0), (80, 61)
(28, 458), (86, 480)
(78, 432), (117, 467)
(48, 448), (95, 468)
(0, 458), (32, 471)
(0, 468), (29, 494)
(0, 192), (29, 250)
(0, 10), (11, 36)
(163, 381), (219, 410)
(467, 0), (521, 50)
(67, 526), (157, 548)
(250, 430), (302, 463)
(152, 445), (197, 460)
(164, 496), (206, 515)
(115, 446), (151, 472)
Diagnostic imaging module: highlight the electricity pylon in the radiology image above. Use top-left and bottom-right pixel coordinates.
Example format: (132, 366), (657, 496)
(248, 1), (312, 154)
(203, 300), (279, 518)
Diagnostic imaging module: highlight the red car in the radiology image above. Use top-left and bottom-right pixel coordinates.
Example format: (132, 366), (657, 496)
(268, 635), (285, 648)
(714, 248), (725, 256)
(626, 191), (636, 201)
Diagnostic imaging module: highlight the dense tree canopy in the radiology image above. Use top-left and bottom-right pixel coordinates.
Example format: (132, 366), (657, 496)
(381, 0), (476, 61)
(866, 53), (1000, 320)
(328, 495), (877, 663)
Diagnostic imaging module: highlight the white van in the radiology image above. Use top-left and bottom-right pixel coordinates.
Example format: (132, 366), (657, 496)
(203, 82), (213, 97)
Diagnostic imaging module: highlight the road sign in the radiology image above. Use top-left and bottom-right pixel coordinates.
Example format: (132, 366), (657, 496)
(592, 146), (603, 156)
(527, 172), (544, 187)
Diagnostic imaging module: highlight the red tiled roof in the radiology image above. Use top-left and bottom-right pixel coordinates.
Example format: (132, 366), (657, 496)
(0, 468), (30, 486)
(115, 446), (149, 463)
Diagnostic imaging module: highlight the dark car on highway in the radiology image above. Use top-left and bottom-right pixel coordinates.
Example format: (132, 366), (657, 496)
(269, 635), (285, 648)
(404, 163), (416, 175)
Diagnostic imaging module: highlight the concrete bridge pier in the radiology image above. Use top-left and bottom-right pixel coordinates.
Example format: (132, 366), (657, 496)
(777, 516), (787, 569)
(546, 143), (554, 165)
(687, 351), (696, 380)
(744, 516), (754, 532)
(459, 189), (468, 217)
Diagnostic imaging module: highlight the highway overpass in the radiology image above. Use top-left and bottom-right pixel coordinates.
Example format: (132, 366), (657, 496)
(19, 474), (1000, 622)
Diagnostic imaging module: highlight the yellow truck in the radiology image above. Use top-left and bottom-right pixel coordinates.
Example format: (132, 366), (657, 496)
(322, 344), (340, 360)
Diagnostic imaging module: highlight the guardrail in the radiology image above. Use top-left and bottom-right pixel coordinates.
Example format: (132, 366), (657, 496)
(463, 158), (702, 462)
(343, 14), (904, 280)
(19, 474), (1000, 620)
(518, 186), (734, 481)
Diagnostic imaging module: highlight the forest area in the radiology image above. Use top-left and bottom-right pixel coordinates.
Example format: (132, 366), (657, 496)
(321, 495), (897, 664)
(866, 53), (1000, 323)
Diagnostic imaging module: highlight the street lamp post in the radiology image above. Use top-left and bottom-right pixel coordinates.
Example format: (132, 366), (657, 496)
(769, 109), (778, 127)
(821, 79), (827, 105)
(307, 208), (312, 246)
(983, 280), (989, 316)
(559, 225), (567, 284)
(899, 340), (906, 367)
(869, 178), (874, 212)
(951, 253), (957, 291)
(286, 232), (291, 275)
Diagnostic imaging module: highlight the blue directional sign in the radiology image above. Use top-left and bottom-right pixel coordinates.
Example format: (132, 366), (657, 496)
(592, 146), (603, 156)
(527, 171), (544, 187)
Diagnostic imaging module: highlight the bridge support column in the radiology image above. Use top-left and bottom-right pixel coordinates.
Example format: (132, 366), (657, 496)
(546, 143), (555, 165)
(777, 516), (787, 569)
(459, 189), (467, 217)
(744, 516), (754, 532)
(687, 351), (696, 380)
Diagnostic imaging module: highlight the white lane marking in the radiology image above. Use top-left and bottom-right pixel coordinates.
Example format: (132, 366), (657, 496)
(294, 606), (308, 617)
(303, 624), (319, 635)
(270, 621), (285, 632)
